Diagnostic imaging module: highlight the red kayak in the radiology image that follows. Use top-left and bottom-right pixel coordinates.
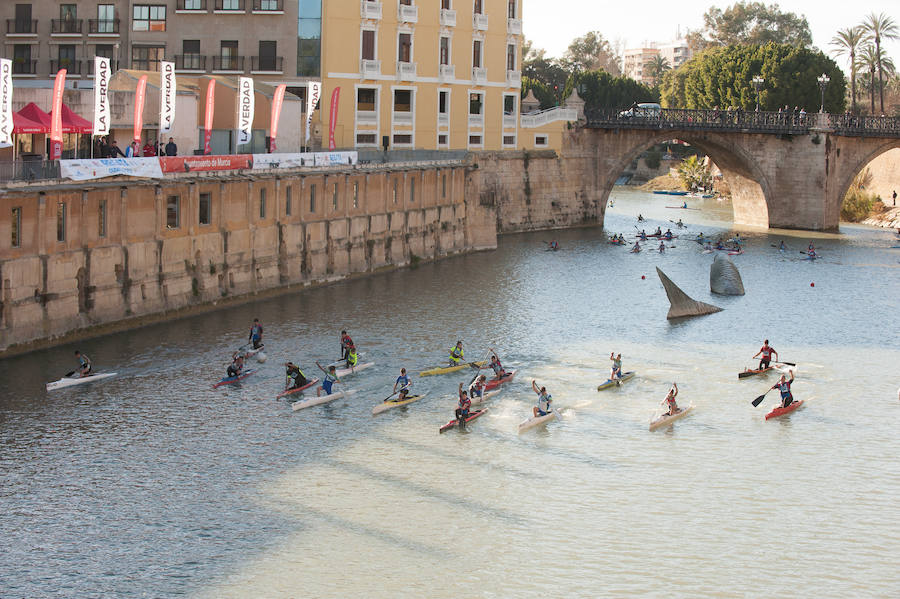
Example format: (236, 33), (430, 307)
(765, 399), (804, 420)
(213, 368), (258, 389)
(484, 370), (516, 391)
(276, 377), (320, 399)
(439, 408), (488, 433)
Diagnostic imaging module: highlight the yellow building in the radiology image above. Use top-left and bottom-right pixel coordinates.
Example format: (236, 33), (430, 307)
(321, 0), (569, 152)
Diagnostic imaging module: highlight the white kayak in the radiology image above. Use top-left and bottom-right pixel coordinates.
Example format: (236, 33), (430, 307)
(46, 372), (118, 391)
(470, 389), (501, 406)
(518, 409), (560, 434)
(371, 392), (429, 416)
(292, 389), (358, 412)
(334, 362), (375, 377)
(649, 402), (694, 431)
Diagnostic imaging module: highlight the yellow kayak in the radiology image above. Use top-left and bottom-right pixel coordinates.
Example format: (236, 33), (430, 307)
(419, 361), (487, 377)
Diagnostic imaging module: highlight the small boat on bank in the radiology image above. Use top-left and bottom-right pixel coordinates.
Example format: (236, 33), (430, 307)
(649, 403), (694, 431)
(597, 371), (636, 391)
(46, 372), (118, 391)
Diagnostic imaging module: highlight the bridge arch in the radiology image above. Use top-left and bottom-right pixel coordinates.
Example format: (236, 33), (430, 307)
(829, 138), (900, 217)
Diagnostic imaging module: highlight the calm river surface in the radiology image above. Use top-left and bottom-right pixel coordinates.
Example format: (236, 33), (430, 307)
(2, 188), (899, 598)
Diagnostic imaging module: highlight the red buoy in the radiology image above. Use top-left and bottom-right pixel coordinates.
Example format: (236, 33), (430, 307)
(641, 275), (646, 280)
(810, 282), (815, 287)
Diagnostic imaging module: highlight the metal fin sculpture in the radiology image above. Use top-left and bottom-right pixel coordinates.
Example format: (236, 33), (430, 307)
(656, 267), (723, 319)
(710, 253), (745, 295)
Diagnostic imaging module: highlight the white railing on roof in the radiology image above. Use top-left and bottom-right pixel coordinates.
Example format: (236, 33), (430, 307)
(520, 107), (578, 128)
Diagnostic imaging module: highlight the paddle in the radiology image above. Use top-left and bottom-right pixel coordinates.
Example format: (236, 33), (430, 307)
(382, 384), (410, 403)
(776, 361), (796, 366)
(751, 386), (775, 407)
(65, 370), (76, 377)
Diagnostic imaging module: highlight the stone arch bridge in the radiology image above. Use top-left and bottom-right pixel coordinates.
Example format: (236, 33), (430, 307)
(574, 109), (900, 231)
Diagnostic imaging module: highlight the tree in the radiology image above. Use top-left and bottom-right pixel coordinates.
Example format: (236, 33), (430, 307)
(520, 77), (556, 110)
(688, 2), (812, 50)
(831, 27), (865, 113)
(565, 70), (657, 113)
(676, 155), (711, 192)
(861, 12), (899, 115)
(521, 39), (570, 105)
(659, 43), (846, 113)
(858, 45), (896, 114)
(563, 31), (622, 75)
(646, 55), (671, 87)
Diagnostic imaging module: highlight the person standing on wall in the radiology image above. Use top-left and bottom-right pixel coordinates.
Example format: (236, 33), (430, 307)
(165, 137), (178, 157)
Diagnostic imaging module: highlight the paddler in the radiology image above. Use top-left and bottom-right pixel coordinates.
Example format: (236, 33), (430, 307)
(638, 229), (648, 240)
(227, 352), (244, 378)
(456, 383), (471, 421)
(772, 370), (795, 408)
(487, 350), (506, 377)
(315, 362), (342, 397)
(658, 241), (666, 253)
(469, 374), (487, 400)
(704, 242), (714, 251)
(284, 361), (308, 389)
(638, 214), (644, 222)
(345, 345), (359, 370)
(531, 380), (552, 417)
(248, 318), (263, 350)
(609, 352), (623, 380)
(340, 330), (354, 362)
(632, 240), (641, 252)
(393, 368), (411, 401)
(74, 350), (92, 377)
(663, 228), (674, 240)
(752, 340), (777, 370)
(549, 240), (559, 250)
(779, 240), (786, 252)
(654, 226), (662, 236)
(681, 201), (688, 209)
(449, 340), (464, 366)
(664, 382), (679, 416)
(676, 218), (684, 227)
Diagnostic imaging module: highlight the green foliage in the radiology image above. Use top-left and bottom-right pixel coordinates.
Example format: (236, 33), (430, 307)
(676, 155), (712, 191)
(565, 70), (658, 112)
(562, 31), (622, 75)
(687, 2), (812, 50)
(646, 56), (672, 88)
(521, 76), (557, 110)
(522, 40), (569, 107)
(841, 168), (877, 222)
(644, 149), (662, 169)
(659, 43), (846, 112)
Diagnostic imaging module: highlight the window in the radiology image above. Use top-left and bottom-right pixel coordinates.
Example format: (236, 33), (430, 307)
(503, 94), (516, 115)
(132, 46), (165, 70)
(98, 200), (107, 237)
(508, 0), (516, 18)
(58, 45), (76, 67)
(166, 195), (180, 229)
(13, 44), (32, 73)
(57, 203), (67, 242)
(285, 185), (292, 216)
(220, 40), (238, 70)
(309, 184), (316, 212)
(133, 5), (166, 31)
(97, 5), (115, 33)
(468, 135), (482, 146)
(11, 207), (21, 248)
(393, 134), (412, 144)
(357, 88), (376, 112)
(440, 37), (450, 65)
(442, 0), (451, 8)
(507, 43), (516, 71)
(183, 0), (204, 9)
(361, 30), (375, 60)
(534, 135), (548, 147)
(199, 192), (211, 224)
(95, 44), (114, 60)
(60, 4), (77, 21)
(469, 92), (483, 116)
(438, 133), (448, 146)
(473, 40), (482, 68)
(259, 188), (267, 218)
(503, 134), (516, 146)
(258, 41), (277, 71)
(439, 90), (449, 115)
(259, 0), (279, 9)
(398, 33), (411, 63)
(14, 4), (32, 33)
(394, 89), (412, 113)
(442, 175), (446, 198)
(410, 178), (415, 203)
(356, 133), (377, 145)
(221, 0), (241, 9)
(298, 0), (322, 77)
(400, 0), (412, 5)
(353, 182), (359, 208)
(392, 180), (398, 204)
(331, 183), (339, 210)
(474, 0), (483, 14)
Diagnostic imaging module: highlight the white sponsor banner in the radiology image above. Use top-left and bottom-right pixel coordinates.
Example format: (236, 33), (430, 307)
(237, 76), (254, 146)
(93, 57), (111, 136)
(251, 152), (358, 170)
(0, 58), (12, 147)
(159, 61), (176, 134)
(305, 81), (321, 144)
(60, 157), (164, 181)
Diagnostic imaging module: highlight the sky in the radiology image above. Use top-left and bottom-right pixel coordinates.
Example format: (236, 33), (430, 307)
(523, 0), (900, 74)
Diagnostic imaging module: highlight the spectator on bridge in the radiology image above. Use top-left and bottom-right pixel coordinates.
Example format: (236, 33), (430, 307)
(165, 137), (178, 156)
(125, 141), (138, 158)
(142, 140), (157, 157)
(108, 140), (126, 158)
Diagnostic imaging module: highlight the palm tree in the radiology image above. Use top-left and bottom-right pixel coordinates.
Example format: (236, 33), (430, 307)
(645, 55), (671, 87)
(831, 26), (865, 113)
(861, 12), (899, 114)
(859, 45), (896, 114)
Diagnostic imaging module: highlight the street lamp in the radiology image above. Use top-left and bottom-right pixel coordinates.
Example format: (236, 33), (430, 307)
(817, 73), (830, 114)
(751, 75), (764, 111)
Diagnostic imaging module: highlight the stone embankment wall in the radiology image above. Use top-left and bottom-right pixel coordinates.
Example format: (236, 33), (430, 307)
(864, 148), (900, 209)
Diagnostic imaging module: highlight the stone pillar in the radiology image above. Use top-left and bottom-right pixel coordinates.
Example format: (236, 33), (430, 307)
(522, 89), (540, 114)
(564, 88), (586, 123)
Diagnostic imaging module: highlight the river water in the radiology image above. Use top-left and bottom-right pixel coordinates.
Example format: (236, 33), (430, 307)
(2, 188), (898, 598)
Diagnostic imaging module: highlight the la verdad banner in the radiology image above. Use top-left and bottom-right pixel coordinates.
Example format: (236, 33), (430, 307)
(93, 57), (111, 136)
(0, 58), (12, 147)
(237, 77), (254, 146)
(159, 61), (176, 134)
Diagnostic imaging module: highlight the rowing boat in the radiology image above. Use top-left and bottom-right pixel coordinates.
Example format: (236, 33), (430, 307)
(46, 372), (118, 391)
(518, 409), (560, 433)
(439, 408), (488, 433)
(765, 399), (804, 420)
(292, 389), (358, 412)
(213, 368), (258, 389)
(469, 388), (501, 406)
(372, 392), (429, 415)
(597, 371), (635, 390)
(649, 402), (694, 431)
(738, 366), (772, 379)
(334, 362), (375, 377)
(275, 377), (320, 399)
(420, 361), (487, 377)
(484, 370), (516, 391)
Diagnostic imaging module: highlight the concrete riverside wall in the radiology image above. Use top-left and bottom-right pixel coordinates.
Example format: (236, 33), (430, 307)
(864, 148), (900, 205)
(0, 162), (498, 354)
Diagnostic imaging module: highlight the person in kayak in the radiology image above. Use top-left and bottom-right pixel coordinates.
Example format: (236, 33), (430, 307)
(638, 229), (648, 240)
(469, 375), (487, 400)
(658, 241), (666, 253)
(664, 383), (679, 416)
(449, 341), (464, 366)
(248, 318), (263, 350)
(772, 370), (795, 408)
(455, 383), (471, 421)
(808, 241), (815, 252)
(638, 214), (644, 222)
(681, 201), (688, 209)
(654, 226), (662, 236)
(675, 218), (684, 227)
(227, 352), (244, 378)
(345, 346), (359, 370)
(609, 352), (623, 380)
(487, 350), (506, 377)
(704, 242), (714, 251)
(753, 340), (778, 370)
(548, 240), (559, 250)
(631, 241), (641, 252)
(531, 380), (553, 417)
(284, 361), (309, 389)
(779, 240), (786, 252)
(340, 330), (354, 362)
(74, 350), (92, 377)
(315, 362), (341, 397)
(807, 248), (818, 259)
(663, 228), (674, 240)
(393, 368), (411, 401)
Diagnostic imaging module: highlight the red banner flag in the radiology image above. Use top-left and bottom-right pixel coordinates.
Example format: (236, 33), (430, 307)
(49, 69), (66, 160)
(133, 74), (148, 144)
(269, 84), (286, 153)
(328, 87), (340, 151)
(204, 79), (215, 155)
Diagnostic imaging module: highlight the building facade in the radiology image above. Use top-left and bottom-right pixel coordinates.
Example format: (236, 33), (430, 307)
(623, 39), (692, 86)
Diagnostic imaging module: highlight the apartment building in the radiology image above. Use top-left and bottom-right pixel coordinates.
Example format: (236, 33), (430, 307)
(623, 39), (692, 86)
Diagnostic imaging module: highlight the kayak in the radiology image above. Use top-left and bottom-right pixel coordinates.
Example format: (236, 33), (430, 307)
(636, 233), (662, 238)
(439, 408), (488, 433)
(728, 249), (744, 256)
(666, 206), (701, 210)
(275, 377), (320, 399)
(242, 344), (266, 362)
(213, 368), (258, 389)
(324, 352), (366, 368)
(609, 240), (626, 245)
(292, 389), (357, 412)
(517, 410), (559, 433)
(483, 370), (516, 391)
(420, 361), (487, 377)
(597, 371), (636, 391)
(630, 248), (641, 253)
(469, 388), (501, 406)
(649, 403), (694, 431)
(738, 366), (772, 379)
(372, 392), (428, 416)
(765, 399), (804, 420)
(334, 362), (375, 377)
(46, 372), (118, 391)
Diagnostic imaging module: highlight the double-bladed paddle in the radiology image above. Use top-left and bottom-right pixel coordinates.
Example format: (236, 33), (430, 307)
(751, 387), (775, 407)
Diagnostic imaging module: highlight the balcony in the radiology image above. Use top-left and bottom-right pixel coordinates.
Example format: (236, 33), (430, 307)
(356, 110), (377, 125)
(503, 114), (517, 129)
(251, 55), (283, 73)
(507, 17), (522, 35)
(211, 55), (245, 72)
(393, 111), (413, 126)
(439, 9), (456, 27)
(397, 61), (416, 81)
(11, 59), (38, 75)
(360, 0), (382, 20)
(360, 59), (381, 78)
(439, 64), (455, 82)
(398, 4), (417, 23)
(88, 19), (120, 34)
(176, 0), (207, 10)
(253, 0), (283, 11)
(468, 114), (484, 128)
(214, 0), (245, 12)
(472, 67), (487, 85)
(506, 70), (521, 87)
(50, 59), (82, 75)
(51, 19), (83, 35)
(438, 112), (449, 128)
(473, 13), (489, 31)
(6, 19), (38, 35)
(175, 54), (207, 71)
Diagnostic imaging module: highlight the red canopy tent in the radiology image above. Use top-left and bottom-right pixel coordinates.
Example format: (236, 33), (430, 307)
(16, 102), (52, 131)
(52, 103), (93, 134)
(12, 111), (48, 134)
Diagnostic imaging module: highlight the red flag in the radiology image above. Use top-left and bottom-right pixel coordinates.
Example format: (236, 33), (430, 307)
(204, 80), (215, 155)
(133, 74), (148, 144)
(328, 87), (340, 151)
(49, 69), (66, 160)
(269, 84), (286, 153)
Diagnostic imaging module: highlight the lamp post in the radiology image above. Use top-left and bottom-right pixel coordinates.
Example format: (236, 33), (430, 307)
(817, 73), (830, 114)
(751, 75), (764, 111)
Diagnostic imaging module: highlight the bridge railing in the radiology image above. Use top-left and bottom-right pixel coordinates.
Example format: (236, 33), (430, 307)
(585, 108), (813, 134)
(828, 113), (900, 137)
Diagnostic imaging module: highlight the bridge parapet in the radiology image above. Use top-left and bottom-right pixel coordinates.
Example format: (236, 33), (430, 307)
(585, 108), (812, 134)
(828, 114), (900, 138)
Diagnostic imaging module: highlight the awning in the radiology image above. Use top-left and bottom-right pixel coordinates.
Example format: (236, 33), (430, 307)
(52, 103), (93, 134)
(16, 102), (52, 132)
(13, 111), (48, 134)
